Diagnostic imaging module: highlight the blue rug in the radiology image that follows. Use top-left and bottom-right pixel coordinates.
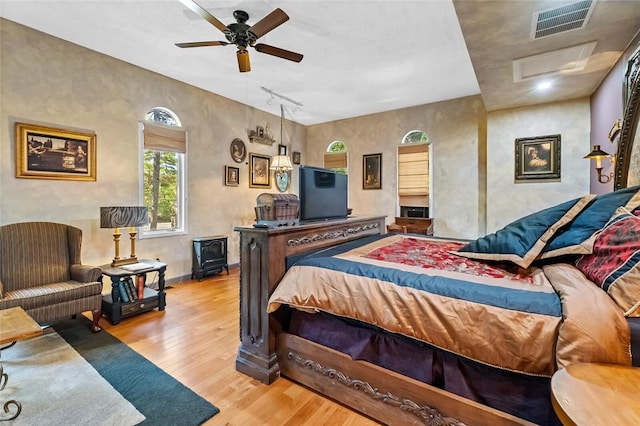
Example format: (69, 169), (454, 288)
(53, 317), (219, 425)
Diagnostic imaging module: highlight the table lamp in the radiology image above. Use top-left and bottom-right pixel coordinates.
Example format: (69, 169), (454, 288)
(100, 206), (148, 267)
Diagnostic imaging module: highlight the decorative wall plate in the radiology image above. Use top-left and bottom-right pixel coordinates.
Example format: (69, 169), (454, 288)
(275, 171), (290, 192)
(230, 138), (246, 163)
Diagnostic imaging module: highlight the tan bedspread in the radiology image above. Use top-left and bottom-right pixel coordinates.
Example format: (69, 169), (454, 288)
(268, 235), (631, 376)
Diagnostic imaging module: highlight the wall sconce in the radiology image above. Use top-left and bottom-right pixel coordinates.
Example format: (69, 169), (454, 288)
(608, 119), (622, 142)
(583, 145), (613, 184)
(100, 206), (148, 267)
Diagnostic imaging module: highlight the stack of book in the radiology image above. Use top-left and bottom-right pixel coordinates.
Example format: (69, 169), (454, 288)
(117, 275), (146, 303)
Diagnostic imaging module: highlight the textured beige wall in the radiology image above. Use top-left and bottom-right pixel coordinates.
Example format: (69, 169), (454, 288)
(486, 99), (591, 233)
(0, 19), (305, 279)
(1, 19), (593, 281)
(306, 96), (487, 239)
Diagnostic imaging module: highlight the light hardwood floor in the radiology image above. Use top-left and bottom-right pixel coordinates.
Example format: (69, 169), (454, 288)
(95, 268), (380, 426)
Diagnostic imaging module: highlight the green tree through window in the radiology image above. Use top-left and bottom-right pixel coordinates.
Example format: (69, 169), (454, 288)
(142, 108), (185, 235)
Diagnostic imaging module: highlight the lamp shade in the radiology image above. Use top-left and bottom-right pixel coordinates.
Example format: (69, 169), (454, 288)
(584, 145), (611, 169)
(100, 206), (148, 228)
(237, 49), (251, 73)
(583, 145), (611, 160)
(270, 155), (293, 171)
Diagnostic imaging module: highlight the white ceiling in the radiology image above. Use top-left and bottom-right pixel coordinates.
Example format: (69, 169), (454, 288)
(1, 1), (639, 125)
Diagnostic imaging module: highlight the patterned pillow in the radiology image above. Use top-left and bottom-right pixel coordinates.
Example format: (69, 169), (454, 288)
(452, 194), (594, 269)
(575, 207), (640, 316)
(540, 185), (640, 259)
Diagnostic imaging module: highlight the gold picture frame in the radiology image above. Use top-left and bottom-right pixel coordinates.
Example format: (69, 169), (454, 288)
(15, 122), (96, 181)
(225, 165), (239, 186)
(249, 152), (271, 188)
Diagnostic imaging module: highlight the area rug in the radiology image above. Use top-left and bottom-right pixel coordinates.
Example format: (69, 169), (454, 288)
(1, 317), (219, 425)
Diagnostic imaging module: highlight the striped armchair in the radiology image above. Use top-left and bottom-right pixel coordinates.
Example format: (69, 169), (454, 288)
(0, 222), (103, 332)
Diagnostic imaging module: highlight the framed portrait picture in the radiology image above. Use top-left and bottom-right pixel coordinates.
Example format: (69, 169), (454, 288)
(249, 153), (271, 188)
(292, 151), (301, 165)
(230, 138), (246, 163)
(278, 144), (287, 155)
(515, 134), (561, 181)
(363, 153), (382, 189)
(225, 165), (239, 186)
(15, 122), (96, 181)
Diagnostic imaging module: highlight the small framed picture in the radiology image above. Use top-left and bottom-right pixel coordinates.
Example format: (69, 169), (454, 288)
(230, 138), (246, 163)
(363, 153), (382, 190)
(515, 134), (561, 181)
(278, 144), (287, 155)
(292, 151), (301, 165)
(225, 165), (239, 186)
(249, 153), (271, 188)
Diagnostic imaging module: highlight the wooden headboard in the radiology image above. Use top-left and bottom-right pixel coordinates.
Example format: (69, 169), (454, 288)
(614, 45), (640, 190)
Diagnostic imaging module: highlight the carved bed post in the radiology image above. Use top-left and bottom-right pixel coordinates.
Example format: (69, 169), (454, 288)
(235, 228), (280, 384)
(234, 216), (386, 384)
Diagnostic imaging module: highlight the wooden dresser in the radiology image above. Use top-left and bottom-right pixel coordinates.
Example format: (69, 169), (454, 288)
(389, 217), (433, 235)
(233, 215), (385, 383)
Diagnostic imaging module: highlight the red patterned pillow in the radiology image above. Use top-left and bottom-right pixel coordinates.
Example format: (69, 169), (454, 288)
(575, 207), (640, 316)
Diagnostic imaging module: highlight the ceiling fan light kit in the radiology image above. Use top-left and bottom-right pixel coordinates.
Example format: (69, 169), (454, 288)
(176, 0), (303, 73)
(237, 49), (251, 73)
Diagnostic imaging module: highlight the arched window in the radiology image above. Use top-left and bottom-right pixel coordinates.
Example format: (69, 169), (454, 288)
(140, 107), (187, 237)
(324, 140), (348, 174)
(398, 130), (430, 218)
(402, 130), (429, 144)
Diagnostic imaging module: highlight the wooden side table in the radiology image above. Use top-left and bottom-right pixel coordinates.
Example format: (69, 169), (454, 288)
(0, 307), (42, 421)
(99, 259), (167, 325)
(551, 363), (640, 425)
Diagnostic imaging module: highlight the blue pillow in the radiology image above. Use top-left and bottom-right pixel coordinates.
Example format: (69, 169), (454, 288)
(452, 195), (595, 268)
(540, 185), (640, 259)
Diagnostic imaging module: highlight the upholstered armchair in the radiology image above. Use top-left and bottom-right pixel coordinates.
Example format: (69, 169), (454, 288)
(0, 222), (103, 332)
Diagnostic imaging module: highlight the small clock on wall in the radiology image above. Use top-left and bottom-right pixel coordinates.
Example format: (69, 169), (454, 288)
(230, 138), (246, 163)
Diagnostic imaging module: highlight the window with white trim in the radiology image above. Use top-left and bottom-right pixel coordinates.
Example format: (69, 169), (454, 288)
(398, 130), (429, 210)
(139, 107), (187, 238)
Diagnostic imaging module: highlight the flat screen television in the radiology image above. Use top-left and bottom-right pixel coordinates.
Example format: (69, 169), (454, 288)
(299, 165), (348, 222)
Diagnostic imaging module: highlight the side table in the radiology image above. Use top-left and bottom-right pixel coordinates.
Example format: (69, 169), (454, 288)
(99, 259), (167, 325)
(0, 307), (42, 421)
(551, 362), (640, 425)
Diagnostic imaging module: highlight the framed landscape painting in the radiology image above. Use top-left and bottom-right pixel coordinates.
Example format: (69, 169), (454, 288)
(15, 122), (96, 181)
(515, 134), (561, 181)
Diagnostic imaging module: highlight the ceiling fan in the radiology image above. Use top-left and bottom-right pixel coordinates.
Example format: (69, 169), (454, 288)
(175, 0), (304, 73)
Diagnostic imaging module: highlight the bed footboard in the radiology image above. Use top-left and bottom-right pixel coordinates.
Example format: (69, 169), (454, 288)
(234, 215), (386, 383)
(277, 332), (535, 426)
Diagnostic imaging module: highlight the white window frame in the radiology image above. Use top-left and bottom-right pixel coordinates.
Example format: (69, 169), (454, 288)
(138, 121), (188, 239)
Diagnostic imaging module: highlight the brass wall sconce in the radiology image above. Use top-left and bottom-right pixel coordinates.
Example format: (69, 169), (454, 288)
(584, 145), (614, 184)
(608, 119), (622, 142)
(100, 206), (148, 266)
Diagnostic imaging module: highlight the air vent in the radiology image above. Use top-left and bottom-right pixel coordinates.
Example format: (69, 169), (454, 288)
(531, 0), (595, 40)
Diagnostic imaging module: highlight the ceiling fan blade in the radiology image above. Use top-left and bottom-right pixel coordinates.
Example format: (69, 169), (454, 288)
(175, 41), (229, 48)
(254, 44), (303, 63)
(178, 0), (229, 34)
(248, 8), (289, 39)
